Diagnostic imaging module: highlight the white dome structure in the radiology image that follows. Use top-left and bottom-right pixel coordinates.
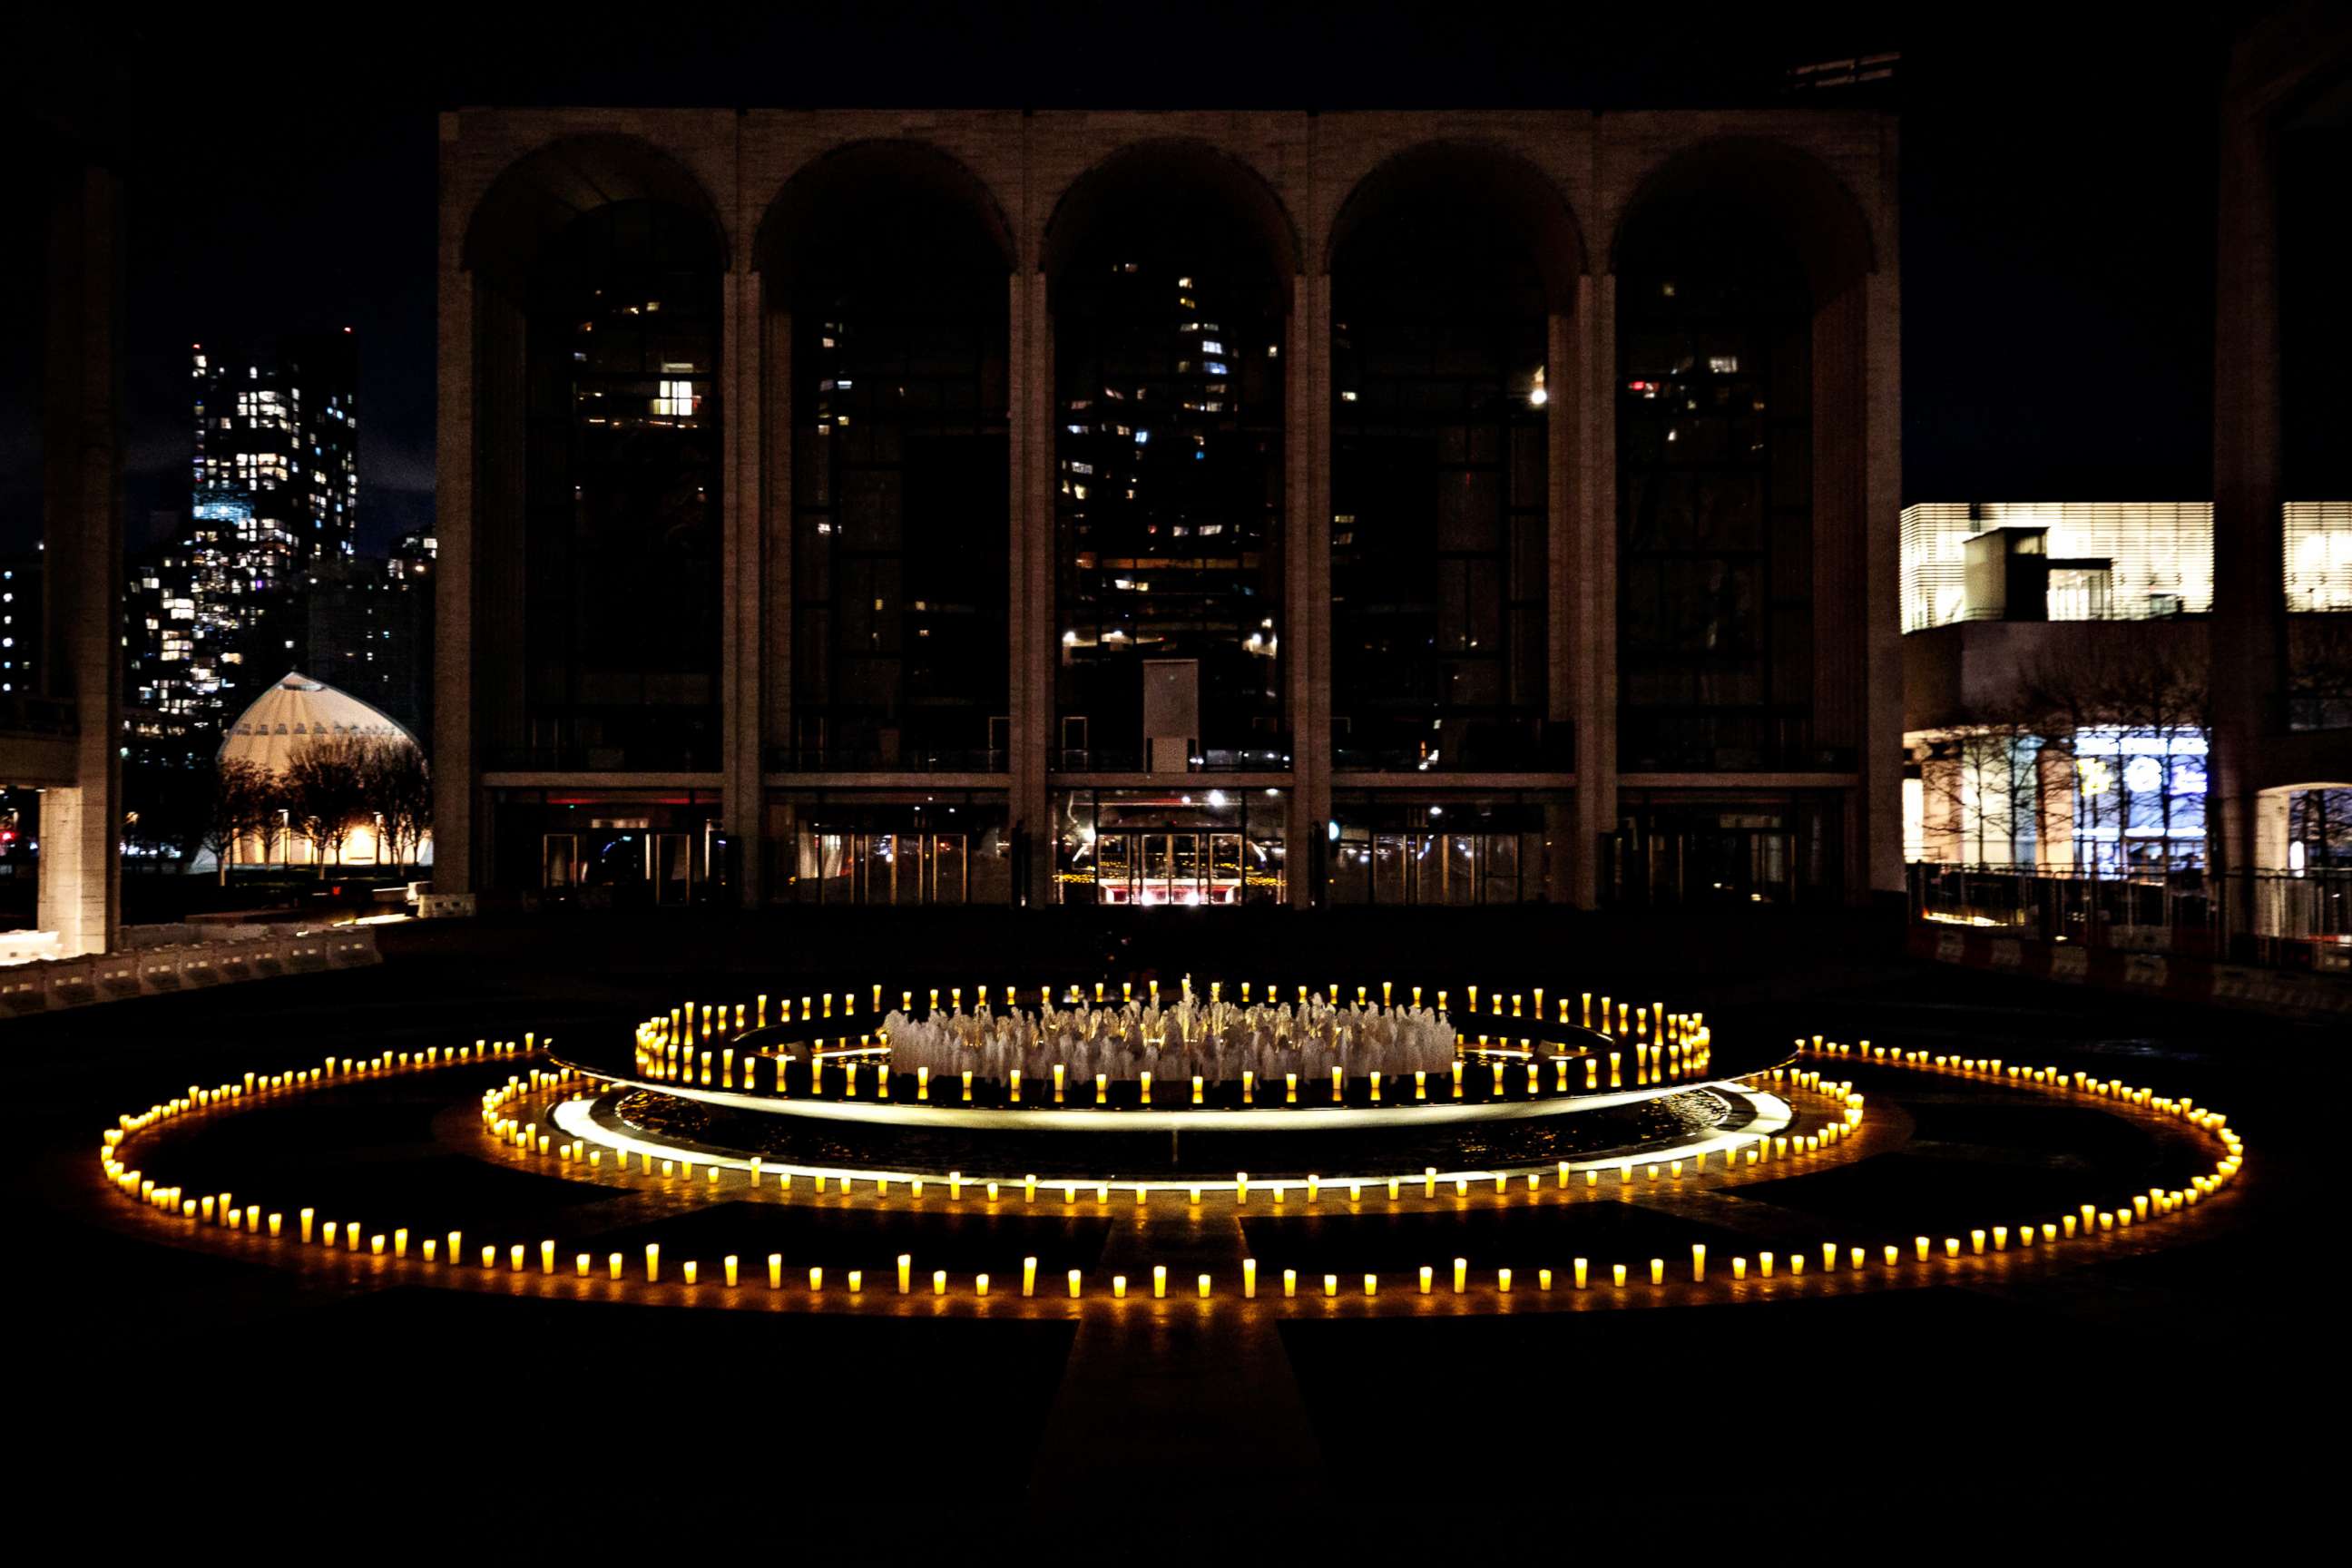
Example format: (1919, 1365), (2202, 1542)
(212, 672), (430, 873)
(218, 672), (418, 775)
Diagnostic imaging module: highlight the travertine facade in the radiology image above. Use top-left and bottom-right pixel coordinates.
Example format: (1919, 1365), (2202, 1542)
(436, 107), (1902, 908)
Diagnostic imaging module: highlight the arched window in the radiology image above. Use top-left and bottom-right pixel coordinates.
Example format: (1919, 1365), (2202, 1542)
(1048, 150), (1291, 774)
(521, 199), (723, 769)
(1330, 156), (1556, 771)
(778, 150), (1011, 771)
(1615, 200), (1815, 772)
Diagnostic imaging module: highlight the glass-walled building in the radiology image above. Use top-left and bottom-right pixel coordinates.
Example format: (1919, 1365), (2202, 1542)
(1901, 502), (2215, 631)
(438, 112), (1904, 911)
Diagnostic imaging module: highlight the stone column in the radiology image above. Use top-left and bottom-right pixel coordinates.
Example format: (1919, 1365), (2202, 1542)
(432, 252), (476, 896)
(1543, 306), (1573, 903)
(1861, 265), (1907, 903)
(722, 258), (767, 905)
(1566, 272), (1616, 906)
(37, 162), (122, 956)
(1289, 270), (1330, 907)
(1011, 269), (1054, 902)
(763, 296), (793, 780)
(2209, 65), (2285, 895)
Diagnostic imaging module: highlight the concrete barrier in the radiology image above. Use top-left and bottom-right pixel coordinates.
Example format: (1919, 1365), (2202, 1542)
(1909, 923), (2351, 1021)
(0, 926), (382, 1014)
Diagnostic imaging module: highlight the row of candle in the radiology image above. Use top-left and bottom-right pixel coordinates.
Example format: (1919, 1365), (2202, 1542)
(628, 1041), (1709, 1102)
(101, 1014), (2238, 1318)
(640, 985), (1708, 1058)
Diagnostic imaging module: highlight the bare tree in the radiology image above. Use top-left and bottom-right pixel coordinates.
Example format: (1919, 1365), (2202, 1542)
(359, 738), (431, 872)
(284, 734), (374, 877)
(200, 757), (277, 886)
(2018, 640), (2209, 877)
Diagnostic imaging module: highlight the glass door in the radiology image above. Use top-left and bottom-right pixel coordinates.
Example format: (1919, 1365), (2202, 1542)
(652, 833), (693, 905)
(1097, 832), (1132, 905)
(1142, 833), (1176, 906)
(1209, 832), (1242, 905)
(541, 834), (579, 891)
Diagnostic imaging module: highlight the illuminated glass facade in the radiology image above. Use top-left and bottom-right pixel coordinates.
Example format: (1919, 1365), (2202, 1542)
(1902, 502), (2216, 630)
(1914, 726), (2207, 873)
(771, 796), (1011, 906)
(1326, 798), (1547, 906)
(522, 201), (723, 770)
(1054, 246), (1286, 772)
(1052, 787), (1285, 906)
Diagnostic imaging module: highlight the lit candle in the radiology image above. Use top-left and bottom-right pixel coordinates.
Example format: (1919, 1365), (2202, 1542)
(1452, 1258), (1467, 1294)
(1244, 1259), (1258, 1298)
(1153, 1266), (1168, 1299)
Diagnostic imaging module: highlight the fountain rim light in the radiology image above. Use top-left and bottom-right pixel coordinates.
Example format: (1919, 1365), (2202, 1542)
(554, 1057), (1764, 1133)
(546, 1083), (1795, 1189)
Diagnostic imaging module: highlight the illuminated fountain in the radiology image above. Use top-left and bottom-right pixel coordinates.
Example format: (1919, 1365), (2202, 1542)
(544, 976), (1788, 1182)
(881, 995), (1458, 1088)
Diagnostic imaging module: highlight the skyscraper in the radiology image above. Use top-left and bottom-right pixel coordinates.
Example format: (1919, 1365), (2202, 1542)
(178, 330), (360, 729)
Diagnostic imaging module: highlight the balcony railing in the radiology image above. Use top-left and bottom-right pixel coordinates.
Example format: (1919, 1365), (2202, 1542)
(769, 746), (1008, 774)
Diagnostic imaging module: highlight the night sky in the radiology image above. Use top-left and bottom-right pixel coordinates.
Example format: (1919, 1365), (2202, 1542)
(11, 3), (2238, 558)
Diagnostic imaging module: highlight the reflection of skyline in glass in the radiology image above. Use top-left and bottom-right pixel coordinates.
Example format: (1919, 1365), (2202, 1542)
(1056, 260), (1285, 769)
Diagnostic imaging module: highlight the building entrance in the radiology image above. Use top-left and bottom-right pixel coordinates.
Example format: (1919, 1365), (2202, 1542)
(1093, 830), (1264, 906)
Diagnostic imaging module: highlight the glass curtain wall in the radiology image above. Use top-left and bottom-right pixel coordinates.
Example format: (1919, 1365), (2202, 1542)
(1331, 191), (1552, 770)
(1054, 212), (1287, 772)
(1053, 787), (1286, 906)
(1616, 211), (1815, 771)
(522, 201), (723, 769)
(1326, 799), (1547, 905)
(773, 797), (1009, 905)
(789, 191), (1009, 770)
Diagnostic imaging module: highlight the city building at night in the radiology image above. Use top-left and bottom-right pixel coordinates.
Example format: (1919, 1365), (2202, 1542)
(297, 531), (436, 739)
(436, 109), (1904, 910)
(166, 332), (362, 739)
(1902, 496), (2352, 942)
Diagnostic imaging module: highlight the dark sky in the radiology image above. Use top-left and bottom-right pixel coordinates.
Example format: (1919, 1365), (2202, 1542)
(13, 2), (2241, 557)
